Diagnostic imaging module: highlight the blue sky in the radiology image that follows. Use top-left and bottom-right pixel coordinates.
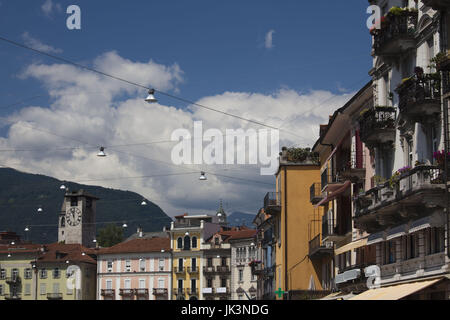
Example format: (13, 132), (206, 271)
(0, 0), (374, 217)
(0, 0), (372, 114)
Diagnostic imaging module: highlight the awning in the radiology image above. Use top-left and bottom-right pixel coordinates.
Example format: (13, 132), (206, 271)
(334, 238), (368, 256)
(367, 231), (385, 246)
(349, 278), (444, 300)
(320, 291), (355, 300)
(314, 180), (351, 208)
(386, 224), (409, 241)
(409, 213), (445, 234)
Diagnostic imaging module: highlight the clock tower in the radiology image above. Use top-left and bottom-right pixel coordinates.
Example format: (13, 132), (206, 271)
(58, 190), (99, 248)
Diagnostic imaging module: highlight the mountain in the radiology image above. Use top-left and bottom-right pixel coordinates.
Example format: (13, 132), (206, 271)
(227, 211), (256, 228)
(0, 168), (172, 244)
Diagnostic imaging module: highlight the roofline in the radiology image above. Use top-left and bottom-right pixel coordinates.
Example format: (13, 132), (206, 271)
(312, 80), (373, 152)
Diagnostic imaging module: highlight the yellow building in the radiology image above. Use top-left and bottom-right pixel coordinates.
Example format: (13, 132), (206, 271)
(0, 241), (97, 300)
(169, 213), (223, 300)
(264, 147), (327, 299)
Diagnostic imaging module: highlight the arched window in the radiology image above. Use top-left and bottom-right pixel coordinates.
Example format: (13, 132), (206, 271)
(192, 236), (197, 248)
(177, 237), (183, 249)
(184, 236), (191, 250)
(61, 217), (65, 227)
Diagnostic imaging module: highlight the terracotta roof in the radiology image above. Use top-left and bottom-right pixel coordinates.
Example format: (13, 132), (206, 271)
(208, 227), (257, 242)
(97, 237), (171, 255)
(0, 243), (42, 254)
(36, 243), (97, 265)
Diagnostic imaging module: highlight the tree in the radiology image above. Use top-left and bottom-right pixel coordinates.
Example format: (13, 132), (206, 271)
(97, 224), (123, 247)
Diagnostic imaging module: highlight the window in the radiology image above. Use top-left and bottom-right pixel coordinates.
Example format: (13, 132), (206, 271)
(238, 269), (243, 282)
(177, 237), (183, 249)
(183, 236), (191, 250)
(207, 278), (212, 288)
(215, 237), (220, 245)
(53, 268), (60, 279)
(125, 260), (131, 272)
(107, 260), (113, 272)
(207, 257), (213, 267)
(12, 268), (19, 279)
(0, 269), (5, 279)
(53, 283), (60, 294)
(386, 240), (396, 264)
(61, 217), (65, 227)
(191, 279), (196, 290)
(25, 283), (31, 295)
(0, 284), (3, 295)
(158, 278), (164, 288)
(221, 257), (227, 266)
(124, 279), (131, 289)
(24, 268), (32, 279)
(70, 196), (78, 207)
(191, 258), (196, 271)
(178, 279), (183, 289)
(39, 269), (47, 279)
(238, 294), (243, 300)
(221, 278), (227, 288)
(159, 258), (165, 271)
(178, 258), (183, 271)
(192, 236), (197, 248)
(40, 283), (46, 295)
(106, 280), (113, 290)
(139, 279), (145, 289)
(140, 259), (146, 272)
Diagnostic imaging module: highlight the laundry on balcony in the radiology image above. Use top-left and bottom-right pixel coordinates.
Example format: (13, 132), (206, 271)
(366, 231), (386, 246)
(386, 224), (409, 241)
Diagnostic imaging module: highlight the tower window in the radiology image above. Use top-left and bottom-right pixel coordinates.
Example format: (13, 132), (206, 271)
(70, 197), (78, 207)
(61, 217), (65, 227)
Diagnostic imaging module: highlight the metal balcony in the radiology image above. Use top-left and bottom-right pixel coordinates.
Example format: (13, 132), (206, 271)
(174, 266), (185, 274)
(322, 211), (350, 242)
(173, 288), (185, 295)
(339, 150), (366, 182)
(308, 234), (333, 260)
(359, 106), (396, 148)
(187, 266), (199, 274)
(47, 293), (63, 300)
(396, 75), (441, 120)
(203, 266), (215, 274)
(101, 289), (115, 297)
(372, 11), (417, 57)
(119, 289), (135, 297)
(216, 265), (230, 273)
(135, 288), (149, 297)
(354, 166), (446, 233)
(264, 192), (281, 215)
(153, 288), (168, 296)
(310, 183), (324, 204)
(188, 288), (199, 296)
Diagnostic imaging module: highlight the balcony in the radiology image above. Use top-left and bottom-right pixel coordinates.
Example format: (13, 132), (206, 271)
(174, 266), (185, 274)
(372, 11), (417, 57)
(187, 266), (199, 274)
(216, 265), (230, 273)
(173, 288), (185, 296)
(202, 287), (214, 296)
(354, 166), (446, 233)
(153, 288), (168, 296)
(334, 264), (370, 293)
(264, 192), (281, 215)
(396, 75), (441, 121)
(188, 288), (199, 296)
(322, 211), (350, 242)
(308, 234), (333, 260)
(215, 287), (229, 295)
(359, 106), (396, 148)
(135, 288), (149, 297)
(422, 0), (450, 10)
(203, 266), (215, 274)
(310, 183), (324, 204)
(339, 150), (366, 182)
(47, 293), (63, 300)
(119, 289), (135, 297)
(101, 289), (115, 297)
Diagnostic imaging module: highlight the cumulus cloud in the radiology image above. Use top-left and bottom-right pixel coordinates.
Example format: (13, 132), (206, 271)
(265, 29), (275, 49)
(41, 0), (62, 16)
(0, 52), (353, 217)
(21, 32), (63, 54)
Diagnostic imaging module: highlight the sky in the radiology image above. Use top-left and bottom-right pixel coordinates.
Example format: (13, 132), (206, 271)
(0, 0), (373, 220)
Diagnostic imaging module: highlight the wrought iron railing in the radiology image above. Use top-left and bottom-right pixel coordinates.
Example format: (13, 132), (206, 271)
(396, 75), (441, 112)
(153, 288), (168, 295)
(264, 192), (281, 212)
(359, 106), (396, 143)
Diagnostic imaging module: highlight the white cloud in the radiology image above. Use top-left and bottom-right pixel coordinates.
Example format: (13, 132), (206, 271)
(41, 0), (62, 16)
(0, 52), (353, 218)
(265, 29), (275, 49)
(21, 32), (63, 54)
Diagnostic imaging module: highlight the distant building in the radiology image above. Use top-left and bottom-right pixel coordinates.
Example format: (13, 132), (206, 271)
(96, 235), (171, 300)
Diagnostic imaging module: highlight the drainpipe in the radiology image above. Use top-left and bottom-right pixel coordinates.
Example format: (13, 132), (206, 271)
(284, 166), (288, 299)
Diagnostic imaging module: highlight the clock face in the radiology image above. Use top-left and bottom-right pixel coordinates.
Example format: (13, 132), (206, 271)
(66, 207), (82, 226)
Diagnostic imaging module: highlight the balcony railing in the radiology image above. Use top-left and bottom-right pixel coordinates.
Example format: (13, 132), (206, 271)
(372, 11), (417, 56)
(215, 287), (229, 295)
(216, 265), (230, 273)
(322, 210), (350, 241)
(188, 288), (199, 296)
(174, 266), (185, 274)
(339, 150), (366, 181)
(101, 289), (115, 296)
(119, 289), (135, 296)
(174, 219), (201, 228)
(264, 192), (281, 214)
(359, 106), (396, 147)
(203, 266), (215, 273)
(187, 266), (198, 273)
(47, 293), (63, 300)
(153, 288), (168, 295)
(354, 166), (446, 232)
(135, 288), (149, 296)
(310, 183), (324, 204)
(308, 234), (333, 260)
(173, 288), (185, 295)
(396, 75), (441, 118)
(4, 293), (21, 300)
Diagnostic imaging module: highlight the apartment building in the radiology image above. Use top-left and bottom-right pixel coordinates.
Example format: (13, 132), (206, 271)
(168, 212), (222, 300)
(96, 236), (171, 300)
